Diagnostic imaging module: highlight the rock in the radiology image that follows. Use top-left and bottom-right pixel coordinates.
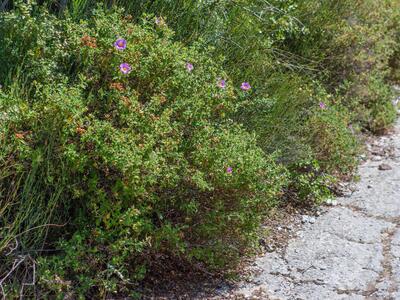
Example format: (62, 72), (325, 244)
(371, 155), (383, 161)
(378, 163), (392, 171)
(301, 215), (316, 224)
(325, 199), (338, 206)
(265, 245), (275, 253)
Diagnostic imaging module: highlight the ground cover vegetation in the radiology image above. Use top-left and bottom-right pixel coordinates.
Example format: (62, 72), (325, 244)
(0, 0), (399, 298)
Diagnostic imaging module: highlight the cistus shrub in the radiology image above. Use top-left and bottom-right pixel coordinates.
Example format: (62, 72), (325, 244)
(1, 0), (400, 298)
(0, 4), (286, 297)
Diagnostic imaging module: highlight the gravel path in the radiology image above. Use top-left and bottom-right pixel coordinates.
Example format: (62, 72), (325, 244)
(228, 119), (400, 300)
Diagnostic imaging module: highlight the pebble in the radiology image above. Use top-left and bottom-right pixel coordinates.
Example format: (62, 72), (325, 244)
(372, 155), (383, 161)
(301, 215), (316, 224)
(265, 245), (275, 253)
(378, 163), (392, 171)
(325, 199), (338, 206)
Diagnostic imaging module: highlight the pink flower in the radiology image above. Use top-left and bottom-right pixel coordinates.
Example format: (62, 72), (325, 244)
(217, 79), (226, 89)
(240, 82), (251, 91)
(119, 63), (132, 74)
(226, 167), (233, 174)
(114, 38), (127, 50)
(319, 102), (326, 109)
(186, 62), (194, 72)
(155, 17), (165, 26)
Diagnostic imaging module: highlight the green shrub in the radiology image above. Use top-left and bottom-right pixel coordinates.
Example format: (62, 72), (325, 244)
(1, 0), (400, 298)
(286, 159), (333, 205)
(235, 74), (358, 205)
(236, 74), (358, 174)
(341, 75), (397, 133)
(286, 0), (400, 133)
(0, 4), (286, 297)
